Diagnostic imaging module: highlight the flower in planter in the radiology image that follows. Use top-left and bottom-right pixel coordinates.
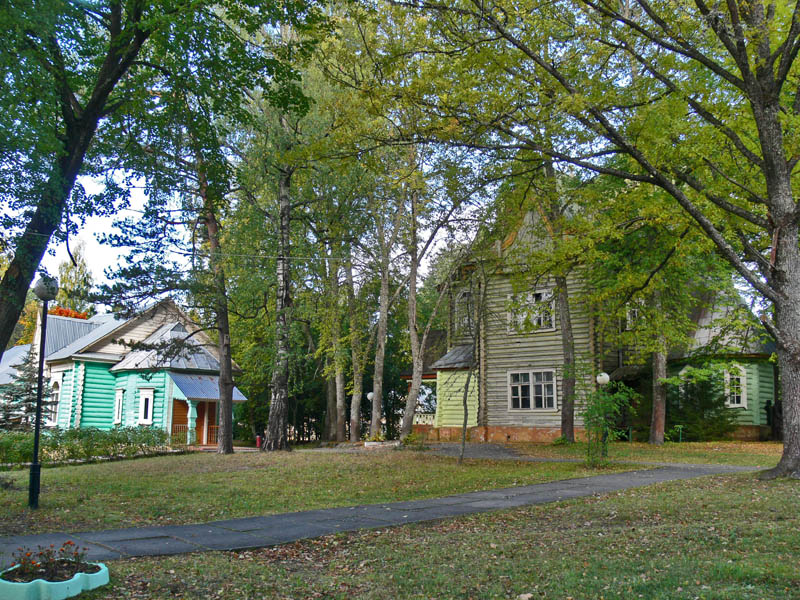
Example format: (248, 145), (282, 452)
(3, 542), (100, 583)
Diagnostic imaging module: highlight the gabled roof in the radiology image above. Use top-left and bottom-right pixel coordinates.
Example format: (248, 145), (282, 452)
(45, 314), (126, 361)
(431, 344), (474, 370)
(110, 322), (221, 372)
(0, 344), (30, 385)
(43, 314), (109, 357)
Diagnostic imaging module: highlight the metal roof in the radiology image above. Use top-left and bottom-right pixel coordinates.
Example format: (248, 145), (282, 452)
(0, 344), (30, 385)
(45, 316), (126, 361)
(110, 322), (221, 372)
(44, 315), (103, 357)
(430, 344), (474, 370)
(169, 372), (247, 402)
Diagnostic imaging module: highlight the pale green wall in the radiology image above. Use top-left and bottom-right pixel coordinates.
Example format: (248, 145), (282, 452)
(112, 370), (170, 429)
(435, 369), (478, 427)
(79, 362), (117, 429)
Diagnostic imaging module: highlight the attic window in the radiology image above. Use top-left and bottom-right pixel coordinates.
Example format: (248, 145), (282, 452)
(455, 290), (473, 336)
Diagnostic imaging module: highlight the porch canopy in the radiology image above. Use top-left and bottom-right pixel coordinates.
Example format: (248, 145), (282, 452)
(169, 372), (247, 403)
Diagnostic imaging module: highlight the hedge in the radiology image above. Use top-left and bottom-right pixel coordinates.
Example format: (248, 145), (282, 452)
(0, 426), (171, 466)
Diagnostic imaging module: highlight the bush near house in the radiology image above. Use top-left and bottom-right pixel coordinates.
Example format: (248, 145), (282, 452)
(0, 426), (171, 467)
(665, 365), (739, 441)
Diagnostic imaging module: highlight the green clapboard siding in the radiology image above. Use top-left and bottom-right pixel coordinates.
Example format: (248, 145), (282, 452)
(113, 371), (169, 430)
(435, 370), (478, 428)
(80, 362), (117, 429)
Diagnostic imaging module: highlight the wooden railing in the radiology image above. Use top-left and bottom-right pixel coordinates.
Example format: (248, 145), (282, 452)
(413, 413), (435, 426)
(171, 424), (190, 445)
(207, 426), (218, 445)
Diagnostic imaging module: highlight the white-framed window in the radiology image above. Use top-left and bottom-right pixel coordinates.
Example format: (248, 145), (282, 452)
(113, 389), (124, 425)
(45, 382), (59, 426)
(138, 388), (155, 425)
(625, 304), (640, 331)
(724, 365), (747, 408)
(508, 290), (555, 333)
(455, 290), (473, 335)
(508, 369), (557, 410)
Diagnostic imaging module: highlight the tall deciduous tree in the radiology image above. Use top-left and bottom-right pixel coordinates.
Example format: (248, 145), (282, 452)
(0, 0), (323, 363)
(400, 0), (800, 477)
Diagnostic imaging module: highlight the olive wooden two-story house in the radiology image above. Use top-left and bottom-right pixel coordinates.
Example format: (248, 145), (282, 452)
(420, 218), (777, 442)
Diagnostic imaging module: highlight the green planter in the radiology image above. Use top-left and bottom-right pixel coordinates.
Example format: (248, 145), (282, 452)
(0, 563), (109, 600)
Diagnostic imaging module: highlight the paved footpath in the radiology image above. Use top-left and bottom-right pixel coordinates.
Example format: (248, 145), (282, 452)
(0, 454), (755, 569)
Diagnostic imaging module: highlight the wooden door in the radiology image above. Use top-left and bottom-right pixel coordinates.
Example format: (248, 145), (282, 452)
(195, 402), (206, 444)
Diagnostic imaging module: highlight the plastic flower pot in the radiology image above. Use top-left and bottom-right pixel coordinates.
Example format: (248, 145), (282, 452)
(0, 563), (109, 600)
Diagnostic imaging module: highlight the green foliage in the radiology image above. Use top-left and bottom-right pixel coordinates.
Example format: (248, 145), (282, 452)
(664, 365), (740, 441)
(56, 240), (95, 314)
(551, 435), (574, 446)
(0, 348), (52, 430)
(583, 383), (638, 466)
(0, 427), (170, 466)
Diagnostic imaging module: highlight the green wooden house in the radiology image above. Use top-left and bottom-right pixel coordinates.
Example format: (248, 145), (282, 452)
(36, 300), (246, 445)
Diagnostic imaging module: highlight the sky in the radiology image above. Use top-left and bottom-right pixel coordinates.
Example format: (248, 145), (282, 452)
(38, 178), (145, 287)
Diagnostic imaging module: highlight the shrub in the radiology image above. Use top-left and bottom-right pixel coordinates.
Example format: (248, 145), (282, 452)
(665, 364), (739, 441)
(0, 426), (172, 467)
(583, 382), (638, 466)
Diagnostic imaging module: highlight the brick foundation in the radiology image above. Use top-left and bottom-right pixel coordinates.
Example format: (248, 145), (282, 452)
(412, 425), (586, 443)
(729, 425), (772, 441)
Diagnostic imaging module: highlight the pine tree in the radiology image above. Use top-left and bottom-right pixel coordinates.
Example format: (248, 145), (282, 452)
(1, 348), (53, 431)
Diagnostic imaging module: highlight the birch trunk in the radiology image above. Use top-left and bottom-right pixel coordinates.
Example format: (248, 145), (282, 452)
(264, 164), (292, 451)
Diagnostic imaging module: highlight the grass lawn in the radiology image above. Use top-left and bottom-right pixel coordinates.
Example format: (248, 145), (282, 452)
(0, 450), (634, 536)
(507, 440), (783, 467)
(81, 473), (799, 600)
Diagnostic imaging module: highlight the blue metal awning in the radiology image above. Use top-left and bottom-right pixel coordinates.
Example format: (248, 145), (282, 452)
(169, 372), (247, 403)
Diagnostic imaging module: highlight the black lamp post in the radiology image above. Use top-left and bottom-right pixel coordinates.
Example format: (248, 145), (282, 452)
(28, 274), (58, 509)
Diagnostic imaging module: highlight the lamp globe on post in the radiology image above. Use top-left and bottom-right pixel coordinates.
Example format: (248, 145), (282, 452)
(28, 274), (58, 509)
(596, 372), (610, 386)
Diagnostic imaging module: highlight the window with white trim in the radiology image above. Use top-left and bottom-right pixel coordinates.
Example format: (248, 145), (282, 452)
(724, 365), (747, 408)
(113, 389), (124, 425)
(138, 388), (154, 425)
(509, 369), (557, 410)
(508, 291), (555, 333)
(45, 383), (59, 426)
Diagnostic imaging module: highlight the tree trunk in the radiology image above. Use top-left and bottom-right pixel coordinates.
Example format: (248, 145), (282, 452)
(0, 27), (150, 360)
(762, 207), (800, 478)
(458, 368), (474, 465)
(555, 275), (576, 442)
(345, 254), (364, 442)
(324, 367), (336, 441)
(400, 190), (422, 439)
(370, 233), (391, 439)
(329, 258), (347, 442)
(0, 125), (101, 360)
(200, 185), (235, 455)
(264, 165), (292, 451)
(649, 347), (667, 445)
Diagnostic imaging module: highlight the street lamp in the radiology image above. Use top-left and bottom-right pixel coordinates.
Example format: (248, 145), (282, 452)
(595, 372), (610, 386)
(28, 274), (58, 509)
